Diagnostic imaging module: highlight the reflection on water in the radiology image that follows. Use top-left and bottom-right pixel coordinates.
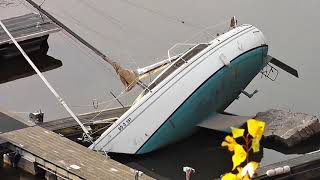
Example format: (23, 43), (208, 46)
(0, 161), (41, 180)
(0, 35), (62, 84)
(264, 133), (320, 155)
(0, 41), (62, 84)
(0, 127), (311, 179)
(111, 129), (232, 179)
(112, 129), (318, 179)
(111, 129), (292, 180)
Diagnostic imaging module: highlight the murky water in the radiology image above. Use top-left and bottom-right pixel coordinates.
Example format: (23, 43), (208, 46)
(1, 0), (320, 179)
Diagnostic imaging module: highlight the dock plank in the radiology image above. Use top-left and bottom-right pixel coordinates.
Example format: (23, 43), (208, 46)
(0, 13), (61, 45)
(0, 126), (152, 180)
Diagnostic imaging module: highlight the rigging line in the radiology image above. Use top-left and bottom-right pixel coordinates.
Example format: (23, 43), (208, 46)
(24, 0), (118, 72)
(69, 91), (130, 108)
(82, 0), (165, 47)
(20, 0), (122, 49)
(39, 0), (46, 7)
(0, 20), (93, 142)
(38, 0), (47, 21)
(90, 125), (110, 136)
(45, 9), (113, 65)
(57, 33), (140, 109)
(66, 82), (138, 108)
(89, 119), (116, 136)
(68, 78), (142, 109)
(48, 9), (116, 44)
(21, 0), (161, 64)
(53, 5), (160, 62)
(118, 0), (203, 29)
(17, 0), (37, 13)
(87, 90), (126, 122)
(50, 16), (139, 108)
(56, 28), (100, 63)
(58, 11), (134, 63)
(52, 33), (127, 108)
(61, 0), (162, 48)
(57, 31), (117, 81)
(68, 92), (125, 108)
(49, 9), (137, 71)
(86, 74), (142, 121)
(58, 31), (105, 66)
(55, 33), (122, 107)
(182, 19), (230, 44)
(74, 0), (125, 31)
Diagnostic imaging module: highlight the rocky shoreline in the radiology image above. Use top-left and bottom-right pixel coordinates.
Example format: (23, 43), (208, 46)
(255, 109), (320, 147)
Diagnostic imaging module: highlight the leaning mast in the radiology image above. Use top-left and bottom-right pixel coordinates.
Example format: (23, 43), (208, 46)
(25, 0), (185, 92)
(0, 21), (93, 141)
(24, 0), (114, 65)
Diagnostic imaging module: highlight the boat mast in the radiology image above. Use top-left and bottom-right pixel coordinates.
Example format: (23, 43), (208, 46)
(0, 20), (92, 141)
(25, 0), (145, 91)
(24, 0), (115, 65)
(23, 0), (180, 92)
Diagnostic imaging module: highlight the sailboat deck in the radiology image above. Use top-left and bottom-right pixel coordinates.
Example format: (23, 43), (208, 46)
(0, 126), (152, 179)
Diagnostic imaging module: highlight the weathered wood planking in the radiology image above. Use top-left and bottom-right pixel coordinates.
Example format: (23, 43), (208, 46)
(0, 13), (61, 45)
(0, 126), (153, 180)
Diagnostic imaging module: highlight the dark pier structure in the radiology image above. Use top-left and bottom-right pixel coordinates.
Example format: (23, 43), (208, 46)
(0, 108), (152, 180)
(0, 13), (60, 59)
(0, 13), (62, 84)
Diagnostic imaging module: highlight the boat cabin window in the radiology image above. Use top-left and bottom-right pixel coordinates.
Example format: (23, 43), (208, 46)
(138, 43), (209, 98)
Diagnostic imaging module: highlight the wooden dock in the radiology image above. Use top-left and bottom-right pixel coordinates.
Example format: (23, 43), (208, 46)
(0, 13), (60, 45)
(2, 106), (320, 179)
(0, 126), (152, 180)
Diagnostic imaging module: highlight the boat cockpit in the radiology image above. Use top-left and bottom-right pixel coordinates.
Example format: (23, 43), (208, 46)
(134, 43), (209, 102)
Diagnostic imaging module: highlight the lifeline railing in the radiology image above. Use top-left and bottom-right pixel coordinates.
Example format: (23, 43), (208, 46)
(166, 19), (231, 62)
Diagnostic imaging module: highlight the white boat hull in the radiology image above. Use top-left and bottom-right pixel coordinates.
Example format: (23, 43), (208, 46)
(90, 24), (268, 154)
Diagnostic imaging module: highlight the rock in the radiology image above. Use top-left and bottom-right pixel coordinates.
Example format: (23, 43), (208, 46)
(254, 109), (320, 147)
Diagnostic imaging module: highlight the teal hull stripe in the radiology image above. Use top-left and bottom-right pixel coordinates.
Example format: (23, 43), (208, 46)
(137, 46), (268, 154)
(93, 26), (254, 149)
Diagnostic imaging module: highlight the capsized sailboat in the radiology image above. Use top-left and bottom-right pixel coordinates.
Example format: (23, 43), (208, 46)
(19, 0), (297, 154)
(89, 18), (298, 154)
